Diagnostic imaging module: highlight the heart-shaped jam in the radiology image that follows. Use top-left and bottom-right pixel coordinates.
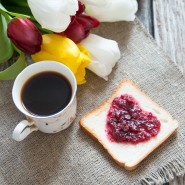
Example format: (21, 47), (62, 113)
(106, 94), (161, 144)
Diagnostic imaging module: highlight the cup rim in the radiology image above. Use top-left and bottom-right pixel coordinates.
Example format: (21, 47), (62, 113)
(12, 60), (77, 119)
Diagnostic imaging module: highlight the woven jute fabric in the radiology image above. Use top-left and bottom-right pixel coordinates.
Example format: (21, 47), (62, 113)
(0, 20), (185, 185)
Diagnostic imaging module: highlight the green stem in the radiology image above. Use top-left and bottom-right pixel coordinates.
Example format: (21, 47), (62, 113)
(34, 22), (53, 34)
(6, 11), (35, 21)
(0, 6), (11, 21)
(0, 7), (35, 21)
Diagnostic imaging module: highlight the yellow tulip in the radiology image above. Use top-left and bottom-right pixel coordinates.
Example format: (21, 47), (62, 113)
(31, 34), (90, 84)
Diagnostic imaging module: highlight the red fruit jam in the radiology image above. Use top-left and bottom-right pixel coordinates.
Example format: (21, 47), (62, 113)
(106, 94), (161, 144)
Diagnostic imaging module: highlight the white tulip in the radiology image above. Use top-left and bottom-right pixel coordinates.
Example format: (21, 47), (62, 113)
(79, 0), (109, 6)
(85, 0), (138, 22)
(80, 34), (121, 80)
(28, 0), (78, 32)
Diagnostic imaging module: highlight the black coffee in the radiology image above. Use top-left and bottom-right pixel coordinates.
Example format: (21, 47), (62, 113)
(21, 71), (72, 116)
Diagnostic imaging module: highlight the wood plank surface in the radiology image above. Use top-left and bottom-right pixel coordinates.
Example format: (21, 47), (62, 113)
(136, 0), (154, 36)
(153, 0), (185, 74)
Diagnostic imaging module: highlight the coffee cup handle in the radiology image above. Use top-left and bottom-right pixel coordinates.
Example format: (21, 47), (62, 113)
(12, 120), (38, 141)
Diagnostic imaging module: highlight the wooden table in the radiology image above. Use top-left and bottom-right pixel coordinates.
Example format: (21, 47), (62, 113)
(137, 0), (185, 75)
(137, 1), (185, 184)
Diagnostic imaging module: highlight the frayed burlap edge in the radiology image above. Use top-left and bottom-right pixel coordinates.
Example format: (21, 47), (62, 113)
(138, 155), (185, 184)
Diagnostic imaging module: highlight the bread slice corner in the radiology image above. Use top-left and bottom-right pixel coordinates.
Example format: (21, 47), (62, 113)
(79, 80), (179, 170)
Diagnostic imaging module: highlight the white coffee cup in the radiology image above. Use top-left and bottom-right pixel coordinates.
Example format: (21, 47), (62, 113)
(12, 61), (77, 141)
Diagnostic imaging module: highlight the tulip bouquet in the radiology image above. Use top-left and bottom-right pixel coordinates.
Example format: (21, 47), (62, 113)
(0, 0), (138, 84)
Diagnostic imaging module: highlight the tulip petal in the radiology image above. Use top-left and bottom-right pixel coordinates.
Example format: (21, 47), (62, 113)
(80, 0), (109, 6)
(64, 0), (79, 15)
(80, 34), (120, 80)
(85, 0), (138, 22)
(76, 1), (85, 15)
(75, 45), (91, 84)
(60, 19), (85, 44)
(28, 0), (78, 32)
(77, 15), (100, 29)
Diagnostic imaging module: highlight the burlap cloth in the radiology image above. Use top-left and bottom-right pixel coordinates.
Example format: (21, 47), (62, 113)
(0, 20), (185, 185)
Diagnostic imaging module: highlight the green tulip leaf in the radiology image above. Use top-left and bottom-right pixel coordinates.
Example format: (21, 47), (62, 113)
(0, 52), (27, 80)
(0, 8), (14, 63)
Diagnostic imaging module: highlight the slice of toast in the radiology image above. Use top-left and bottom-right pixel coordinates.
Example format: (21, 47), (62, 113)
(80, 80), (179, 170)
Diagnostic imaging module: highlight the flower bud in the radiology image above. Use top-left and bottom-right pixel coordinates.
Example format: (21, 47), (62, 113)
(31, 34), (90, 84)
(80, 34), (120, 80)
(60, 15), (99, 44)
(7, 18), (42, 54)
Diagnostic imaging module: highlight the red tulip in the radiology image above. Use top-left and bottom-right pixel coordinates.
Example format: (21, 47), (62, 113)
(59, 1), (100, 44)
(60, 15), (99, 44)
(7, 18), (42, 55)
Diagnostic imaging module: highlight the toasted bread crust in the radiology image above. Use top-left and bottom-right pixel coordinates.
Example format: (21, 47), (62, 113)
(79, 80), (179, 171)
